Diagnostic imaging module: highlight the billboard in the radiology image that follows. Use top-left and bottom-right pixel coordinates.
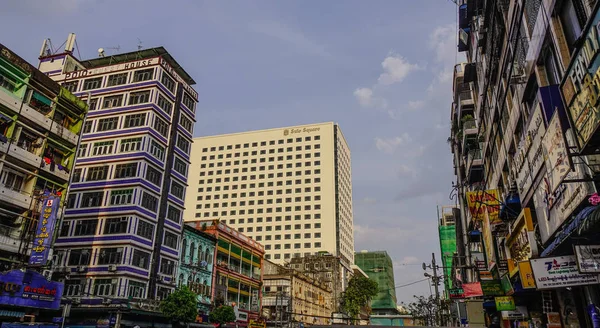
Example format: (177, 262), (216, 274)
(530, 256), (600, 290)
(0, 270), (64, 310)
(466, 189), (501, 223)
(29, 195), (60, 266)
(512, 104), (546, 197)
(542, 112), (571, 194)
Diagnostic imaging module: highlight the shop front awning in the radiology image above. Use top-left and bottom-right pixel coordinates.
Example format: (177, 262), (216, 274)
(541, 206), (600, 257)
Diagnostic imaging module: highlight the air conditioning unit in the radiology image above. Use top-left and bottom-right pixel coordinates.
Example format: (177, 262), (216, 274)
(72, 297), (81, 304)
(102, 299), (112, 305)
(108, 265), (118, 272)
(77, 266), (87, 273)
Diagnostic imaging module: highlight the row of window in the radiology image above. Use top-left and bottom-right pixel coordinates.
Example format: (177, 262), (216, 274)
(180, 240), (213, 265)
(236, 223), (321, 232)
(63, 278), (149, 299)
(78, 137), (168, 163)
(65, 243), (178, 270)
(196, 186), (321, 201)
(199, 168), (321, 177)
(59, 216), (155, 238)
(83, 112), (170, 139)
(197, 210), (322, 219)
(67, 189), (158, 212)
(265, 252), (317, 261)
(198, 178), (321, 193)
(201, 136), (322, 152)
(201, 147), (322, 161)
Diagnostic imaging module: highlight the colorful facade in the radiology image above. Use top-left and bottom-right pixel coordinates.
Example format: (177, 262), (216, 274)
(187, 219), (264, 325)
(179, 225), (217, 315)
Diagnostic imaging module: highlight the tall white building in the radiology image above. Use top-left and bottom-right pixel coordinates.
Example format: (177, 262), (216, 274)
(184, 122), (354, 268)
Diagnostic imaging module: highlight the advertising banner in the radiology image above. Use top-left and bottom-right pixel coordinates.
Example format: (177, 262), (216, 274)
(518, 261), (537, 289)
(542, 112), (571, 194)
(495, 296), (516, 311)
(506, 208), (538, 275)
(466, 189), (501, 223)
(512, 104), (546, 197)
(0, 270), (64, 310)
(561, 7), (600, 153)
(449, 288), (464, 299)
(29, 195), (60, 266)
(462, 282), (484, 298)
(530, 255), (600, 289)
(482, 211), (496, 269)
(574, 245), (600, 273)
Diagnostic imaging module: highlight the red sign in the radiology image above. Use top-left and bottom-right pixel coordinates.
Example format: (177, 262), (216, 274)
(463, 282), (484, 298)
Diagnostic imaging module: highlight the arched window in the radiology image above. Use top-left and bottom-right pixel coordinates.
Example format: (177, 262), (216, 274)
(205, 248), (211, 263)
(178, 273), (184, 286)
(203, 280), (209, 296)
(198, 245), (204, 265)
(190, 242), (195, 264)
(181, 239), (188, 263)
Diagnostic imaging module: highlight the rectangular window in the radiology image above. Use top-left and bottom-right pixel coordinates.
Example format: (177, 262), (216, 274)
(145, 165), (162, 186)
(72, 169), (82, 183)
(176, 135), (190, 153)
(182, 93), (195, 111)
(171, 181), (184, 199)
(82, 77), (102, 90)
(161, 72), (176, 93)
(97, 247), (123, 265)
(164, 232), (178, 249)
(157, 94), (173, 114)
(133, 68), (154, 82)
(180, 115), (193, 132)
(82, 121), (92, 134)
(128, 91), (151, 105)
(120, 137), (142, 153)
(137, 220), (154, 240)
(74, 219), (98, 236)
(68, 249), (92, 266)
(102, 95), (123, 109)
(153, 117), (169, 137)
(173, 157), (187, 176)
(110, 189), (134, 205)
(132, 249), (150, 269)
(107, 73), (128, 87)
(128, 281), (146, 299)
(88, 98), (98, 111)
(150, 140), (165, 161)
(81, 191), (103, 208)
(62, 81), (78, 93)
(64, 280), (83, 296)
(114, 163), (138, 179)
(86, 165), (109, 181)
(123, 113), (146, 128)
(94, 279), (116, 297)
(92, 141), (114, 156)
(160, 258), (176, 275)
(141, 192), (158, 212)
(167, 206), (181, 223)
(97, 117), (119, 131)
(104, 217), (128, 234)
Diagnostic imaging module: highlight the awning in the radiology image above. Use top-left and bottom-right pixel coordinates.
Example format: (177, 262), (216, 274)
(32, 91), (52, 106)
(500, 193), (521, 221)
(541, 206), (599, 257)
(0, 310), (25, 317)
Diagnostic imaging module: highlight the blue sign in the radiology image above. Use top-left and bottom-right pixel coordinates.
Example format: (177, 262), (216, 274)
(0, 269), (64, 310)
(29, 195), (60, 266)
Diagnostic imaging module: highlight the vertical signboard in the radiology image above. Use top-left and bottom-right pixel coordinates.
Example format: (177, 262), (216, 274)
(482, 211), (496, 269)
(542, 112), (571, 194)
(561, 7), (600, 153)
(512, 104), (546, 197)
(29, 195), (60, 266)
(518, 261), (537, 289)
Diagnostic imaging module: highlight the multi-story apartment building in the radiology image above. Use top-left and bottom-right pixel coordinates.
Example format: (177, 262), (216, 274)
(178, 225), (217, 318)
(187, 219), (264, 323)
(35, 34), (198, 323)
(449, 1), (600, 327)
(184, 122), (355, 279)
(263, 259), (332, 326)
(0, 43), (87, 321)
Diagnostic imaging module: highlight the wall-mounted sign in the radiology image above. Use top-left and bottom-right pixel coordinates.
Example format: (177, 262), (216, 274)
(530, 255), (600, 289)
(466, 189), (501, 223)
(472, 252), (487, 271)
(574, 245), (600, 273)
(512, 104), (546, 197)
(65, 57), (159, 79)
(29, 195), (60, 266)
(283, 126), (321, 137)
(501, 275), (514, 295)
(533, 130), (596, 243)
(518, 261), (537, 289)
(561, 8), (600, 153)
(495, 296), (516, 311)
(480, 280), (504, 296)
(0, 270), (64, 310)
(506, 208), (538, 276)
(462, 282), (484, 298)
(542, 111), (571, 194)
(449, 288), (465, 299)
(482, 211), (496, 269)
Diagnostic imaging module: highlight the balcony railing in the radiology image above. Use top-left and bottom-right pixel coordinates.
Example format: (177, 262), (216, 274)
(0, 224), (23, 254)
(0, 183), (33, 210)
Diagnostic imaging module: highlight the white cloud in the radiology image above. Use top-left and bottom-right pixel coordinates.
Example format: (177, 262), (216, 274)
(375, 133), (411, 154)
(400, 256), (420, 265)
(397, 164), (418, 178)
(408, 100), (425, 110)
(429, 24), (457, 66)
(354, 87), (374, 107)
(378, 55), (420, 85)
(249, 20), (331, 58)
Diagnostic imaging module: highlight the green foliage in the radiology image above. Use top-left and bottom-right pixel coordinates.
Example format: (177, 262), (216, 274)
(159, 285), (198, 324)
(209, 305), (236, 326)
(341, 275), (378, 322)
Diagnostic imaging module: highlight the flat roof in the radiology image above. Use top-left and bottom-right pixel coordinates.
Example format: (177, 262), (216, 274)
(194, 121), (336, 140)
(80, 46), (196, 85)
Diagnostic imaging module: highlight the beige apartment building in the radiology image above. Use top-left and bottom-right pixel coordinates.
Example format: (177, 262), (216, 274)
(184, 122), (354, 270)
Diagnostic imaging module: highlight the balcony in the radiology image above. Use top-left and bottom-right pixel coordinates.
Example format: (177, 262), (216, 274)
(0, 139), (43, 168)
(0, 184), (32, 210)
(459, 90), (474, 109)
(20, 102), (52, 130)
(467, 149), (484, 184)
(40, 160), (70, 181)
(0, 89), (21, 113)
(50, 122), (79, 145)
(0, 225), (23, 254)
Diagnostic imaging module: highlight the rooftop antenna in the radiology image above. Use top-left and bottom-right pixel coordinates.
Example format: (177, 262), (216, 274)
(65, 33), (76, 53)
(98, 48), (105, 58)
(137, 38), (143, 51)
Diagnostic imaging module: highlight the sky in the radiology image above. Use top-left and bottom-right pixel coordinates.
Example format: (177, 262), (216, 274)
(1, 0), (463, 304)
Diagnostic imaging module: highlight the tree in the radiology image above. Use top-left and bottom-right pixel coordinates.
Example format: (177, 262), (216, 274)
(341, 275), (378, 323)
(159, 285), (198, 325)
(402, 295), (450, 327)
(209, 305), (236, 328)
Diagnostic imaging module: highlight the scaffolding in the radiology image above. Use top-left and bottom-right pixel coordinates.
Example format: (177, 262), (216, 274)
(438, 206), (458, 295)
(354, 251), (397, 311)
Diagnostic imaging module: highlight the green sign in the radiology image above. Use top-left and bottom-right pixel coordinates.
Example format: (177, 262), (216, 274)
(480, 280), (504, 296)
(495, 296), (516, 311)
(449, 288), (464, 299)
(501, 275), (514, 295)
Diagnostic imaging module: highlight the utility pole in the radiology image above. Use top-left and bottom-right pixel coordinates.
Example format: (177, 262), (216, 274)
(431, 253), (440, 327)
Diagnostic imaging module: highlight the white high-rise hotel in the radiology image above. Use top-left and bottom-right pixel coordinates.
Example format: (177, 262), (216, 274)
(184, 122), (354, 269)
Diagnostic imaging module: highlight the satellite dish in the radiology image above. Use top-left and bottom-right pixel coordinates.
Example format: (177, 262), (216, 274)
(422, 263), (427, 271)
(98, 48), (105, 58)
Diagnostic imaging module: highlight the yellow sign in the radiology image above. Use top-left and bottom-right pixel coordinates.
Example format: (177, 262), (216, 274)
(518, 261), (536, 289)
(249, 319), (266, 328)
(482, 210), (495, 269)
(506, 208), (538, 277)
(466, 189), (501, 223)
(495, 296), (516, 311)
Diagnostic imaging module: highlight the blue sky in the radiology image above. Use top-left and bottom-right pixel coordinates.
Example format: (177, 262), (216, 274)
(2, 0), (462, 304)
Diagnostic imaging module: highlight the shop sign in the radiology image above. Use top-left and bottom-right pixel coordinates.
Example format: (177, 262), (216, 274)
(29, 195), (60, 266)
(249, 319), (266, 328)
(482, 211), (496, 269)
(501, 275), (514, 295)
(533, 129), (596, 244)
(0, 269), (63, 310)
(495, 296), (516, 311)
(512, 104), (546, 196)
(574, 245), (600, 273)
(449, 288), (465, 299)
(561, 8), (600, 153)
(466, 189), (501, 223)
(542, 112), (571, 194)
(506, 208), (538, 275)
(65, 57), (159, 79)
(479, 270), (494, 281)
(530, 255), (600, 289)
(480, 280), (504, 296)
(472, 252), (487, 271)
(518, 261), (537, 289)
(462, 282), (484, 298)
